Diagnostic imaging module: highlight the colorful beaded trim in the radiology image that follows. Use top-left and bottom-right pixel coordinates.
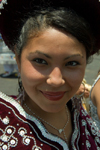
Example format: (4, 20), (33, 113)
(0, 0), (8, 14)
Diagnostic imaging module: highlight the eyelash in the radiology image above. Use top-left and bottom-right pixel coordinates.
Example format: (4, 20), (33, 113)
(65, 61), (80, 66)
(33, 58), (48, 65)
(33, 58), (79, 67)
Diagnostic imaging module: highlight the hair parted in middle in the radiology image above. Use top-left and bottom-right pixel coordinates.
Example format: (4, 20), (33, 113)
(15, 8), (94, 62)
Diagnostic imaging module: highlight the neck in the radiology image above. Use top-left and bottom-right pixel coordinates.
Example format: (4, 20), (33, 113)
(23, 95), (72, 146)
(23, 95), (69, 129)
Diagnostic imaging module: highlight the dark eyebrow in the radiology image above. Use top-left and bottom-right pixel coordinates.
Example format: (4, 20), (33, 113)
(29, 50), (52, 59)
(29, 51), (84, 60)
(64, 54), (84, 60)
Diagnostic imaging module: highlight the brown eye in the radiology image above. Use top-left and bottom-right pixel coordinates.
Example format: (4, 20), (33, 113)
(33, 58), (48, 65)
(65, 61), (79, 66)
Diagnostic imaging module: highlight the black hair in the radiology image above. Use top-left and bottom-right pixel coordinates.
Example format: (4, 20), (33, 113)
(16, 7), (95, 62)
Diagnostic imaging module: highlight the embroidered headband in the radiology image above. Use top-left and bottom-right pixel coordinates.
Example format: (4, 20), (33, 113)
(0, 0), (100, 55)
(0, 0), (7, 14)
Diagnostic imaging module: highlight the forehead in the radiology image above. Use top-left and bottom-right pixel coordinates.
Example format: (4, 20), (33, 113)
(22, 28), (86, 57)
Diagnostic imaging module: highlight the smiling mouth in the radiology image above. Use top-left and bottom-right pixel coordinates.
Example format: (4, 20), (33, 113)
(40, 91), (66, 101)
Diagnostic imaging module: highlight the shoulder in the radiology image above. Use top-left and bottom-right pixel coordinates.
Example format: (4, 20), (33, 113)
(0, 91), (26, 125)
(0, 92), (68, 150)
(0, 91), (21, 113)
(90, 75), (100, 96)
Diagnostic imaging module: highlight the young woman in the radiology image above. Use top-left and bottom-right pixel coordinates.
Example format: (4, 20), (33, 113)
(0, 0), (100, 149)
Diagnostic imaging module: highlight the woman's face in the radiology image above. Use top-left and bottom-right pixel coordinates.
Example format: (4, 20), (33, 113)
(16, 28), (86, 112)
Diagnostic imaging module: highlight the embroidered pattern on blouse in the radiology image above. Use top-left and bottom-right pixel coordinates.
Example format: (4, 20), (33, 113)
(0, 91), (69, 150)
(0, 116), (9, 125)
(95, 137), (100, 150)
(86, 117), (100, 137)
(0, 0), (8, 11)
(86, 140), (91, 150)
(18, 127), (42, 150)
(0, 125), (18, 150)
(86, 117), (100, 150)
(0, 114), (42, 150)
(81, 109), (87, 117)
(81, 118), (92, 149)
(81, 120), (90, 139)
(71, 109), (80, 150)
(81, 111), (92, 150)
(81, 107), (100, 149)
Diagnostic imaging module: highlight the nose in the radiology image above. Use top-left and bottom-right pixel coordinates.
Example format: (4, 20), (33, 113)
(46, 67), (65, 87)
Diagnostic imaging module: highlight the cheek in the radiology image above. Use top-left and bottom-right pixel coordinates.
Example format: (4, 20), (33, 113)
(65, 68), (85, 91)
(20, 62), (44, 88)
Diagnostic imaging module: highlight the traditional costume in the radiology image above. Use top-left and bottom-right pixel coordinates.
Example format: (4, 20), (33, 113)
(0, 92), (100, 150)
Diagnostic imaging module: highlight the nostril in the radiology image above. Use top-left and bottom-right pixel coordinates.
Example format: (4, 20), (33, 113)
(46, 77), (65, 87)
(62, 79), (65, 84)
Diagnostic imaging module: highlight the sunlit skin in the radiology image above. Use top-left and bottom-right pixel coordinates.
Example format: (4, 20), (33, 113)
(16, 28), (86, 116)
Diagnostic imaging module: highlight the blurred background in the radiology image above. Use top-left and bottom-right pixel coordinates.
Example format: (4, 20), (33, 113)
(0, 34), (18, 95)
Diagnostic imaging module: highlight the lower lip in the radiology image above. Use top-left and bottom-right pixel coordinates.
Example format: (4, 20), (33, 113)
(40, 91), (65, 101)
